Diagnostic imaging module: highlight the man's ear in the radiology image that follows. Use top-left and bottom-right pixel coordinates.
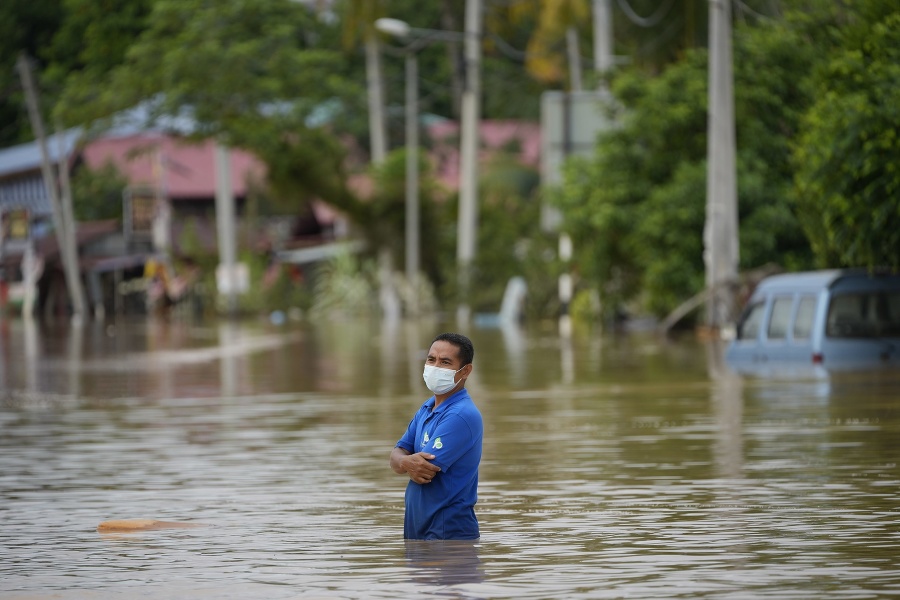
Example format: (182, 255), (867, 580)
(461, 363), (473, 378)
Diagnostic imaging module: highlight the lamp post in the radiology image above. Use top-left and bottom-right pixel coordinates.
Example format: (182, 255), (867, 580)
(404, 50), (419, 308)
(374, 16), (480, 320)
(375, 19), (421, 309)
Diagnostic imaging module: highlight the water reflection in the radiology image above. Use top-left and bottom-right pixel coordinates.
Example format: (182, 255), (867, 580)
(706, 339), (744, 479)
(0, 317), (898, 599)
(219, 321), (239, 398)
(404, 540), (484, 588)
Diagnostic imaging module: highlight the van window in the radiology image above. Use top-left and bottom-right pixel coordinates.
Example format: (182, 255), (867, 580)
(767, 296), (792, 340)
(737, 302), (765, 340)
(826, 291), (900, 338)
(792, 296), (817, 340)
(886, 293), (900, 336)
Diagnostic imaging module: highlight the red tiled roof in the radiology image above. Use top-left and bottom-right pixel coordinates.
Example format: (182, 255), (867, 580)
(81, 135), (266, 199)
(426, 120), (541, 189)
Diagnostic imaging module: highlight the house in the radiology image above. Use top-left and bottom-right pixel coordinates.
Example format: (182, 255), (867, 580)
(0, 119), (341, 317)
(0, 111), (542, 318)
(426, 119), (541, 190)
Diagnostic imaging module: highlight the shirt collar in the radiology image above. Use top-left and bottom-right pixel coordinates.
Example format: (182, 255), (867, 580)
(428, 388), (469, 412)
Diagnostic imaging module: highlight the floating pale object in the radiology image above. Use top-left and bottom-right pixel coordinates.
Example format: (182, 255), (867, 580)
(97, 519), (203, 533)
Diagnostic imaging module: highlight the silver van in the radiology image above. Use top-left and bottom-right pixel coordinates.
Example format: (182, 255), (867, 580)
(725, 269), (900, 373)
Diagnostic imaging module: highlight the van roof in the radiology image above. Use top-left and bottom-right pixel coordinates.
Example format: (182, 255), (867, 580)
(754, 269), (900, 297)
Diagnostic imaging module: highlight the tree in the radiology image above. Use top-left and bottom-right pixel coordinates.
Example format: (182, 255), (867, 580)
(340, 0), (390, 163)
(55, 0), (368, 219)
(0, 0), (62, 145)
(554, 4), (835, 319)
(44, 0), (154, 91)
(792, 1), (900, 269)
(70, 160), (127, 221)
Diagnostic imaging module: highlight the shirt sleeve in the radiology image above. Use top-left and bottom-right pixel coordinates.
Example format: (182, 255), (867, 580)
(396, 413), (417, 453)
(425, 413), (477, 472)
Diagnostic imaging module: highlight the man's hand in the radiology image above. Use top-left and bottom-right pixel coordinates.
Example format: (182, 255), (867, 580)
(391, 447), (441, 484)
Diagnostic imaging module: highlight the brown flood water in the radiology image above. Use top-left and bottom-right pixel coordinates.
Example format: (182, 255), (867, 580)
(1, 316), (898, 599)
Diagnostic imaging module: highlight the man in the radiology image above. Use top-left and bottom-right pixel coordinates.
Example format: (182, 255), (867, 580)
(390, 332), (483, 540)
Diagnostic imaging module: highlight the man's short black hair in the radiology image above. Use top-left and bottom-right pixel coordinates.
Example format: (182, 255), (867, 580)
(432, 332), (475, 366)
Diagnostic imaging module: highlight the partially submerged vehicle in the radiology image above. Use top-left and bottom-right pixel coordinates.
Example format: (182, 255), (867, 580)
(726, 269), (900, 374)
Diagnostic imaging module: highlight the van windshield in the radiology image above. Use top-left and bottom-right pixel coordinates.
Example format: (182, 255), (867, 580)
(736, 302), (765, 340)
(825, 290), (900, 338)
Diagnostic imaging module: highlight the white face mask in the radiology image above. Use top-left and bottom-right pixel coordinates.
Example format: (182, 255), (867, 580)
(423, 365), (464, 395)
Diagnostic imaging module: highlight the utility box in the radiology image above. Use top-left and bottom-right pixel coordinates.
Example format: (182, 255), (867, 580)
(540, 90), (615, 231)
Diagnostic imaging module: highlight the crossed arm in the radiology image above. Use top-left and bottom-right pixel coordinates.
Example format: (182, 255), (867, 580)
(390, 447), (441, 484)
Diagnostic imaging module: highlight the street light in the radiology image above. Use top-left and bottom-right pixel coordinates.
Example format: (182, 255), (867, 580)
(374, 18), (410, 38)
(375, 12), (481, 321)
(375, 18), (422, 313)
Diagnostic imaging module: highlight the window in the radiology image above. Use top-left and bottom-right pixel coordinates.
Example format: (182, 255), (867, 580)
(885, 292), (900, 336)
(767, 297), (793, 340)
(792, 296), (817, 340)
(737, 302), (765, 340)
(826, 291), (900, 338)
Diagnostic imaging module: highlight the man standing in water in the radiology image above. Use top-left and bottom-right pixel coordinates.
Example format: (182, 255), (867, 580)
(391, 333), (483, 540)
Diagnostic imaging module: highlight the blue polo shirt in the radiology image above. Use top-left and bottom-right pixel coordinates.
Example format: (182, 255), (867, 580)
(396, 388), (483, 540)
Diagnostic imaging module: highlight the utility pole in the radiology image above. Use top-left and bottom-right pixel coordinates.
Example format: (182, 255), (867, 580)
(365, 34), (388, 165)
(367, 26), (400, 321)
(566, 27), (583, 92)
(593, 0), (613, 76)
(404, 50), (420, 313)
(704, 0), (739, 330)
(456, 0), (482, 325)
(215, 142), (238, 317)
(16, 53), (87, 322)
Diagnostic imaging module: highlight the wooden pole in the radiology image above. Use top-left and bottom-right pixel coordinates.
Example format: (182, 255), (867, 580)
(16, 53), (87, 322)
(56, 121), (89, 319)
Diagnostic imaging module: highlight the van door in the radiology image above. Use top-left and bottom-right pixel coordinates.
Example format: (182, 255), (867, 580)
(822, 289), (900, 367)
(760, 294), (814, 363)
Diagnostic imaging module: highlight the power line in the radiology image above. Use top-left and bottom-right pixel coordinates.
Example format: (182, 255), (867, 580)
(732, 0), (774, 22)
(616, 0), (677, 28)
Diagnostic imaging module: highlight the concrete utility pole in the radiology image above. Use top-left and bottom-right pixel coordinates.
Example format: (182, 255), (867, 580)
(593, 0), (614, 76)
(215, 143), (238, 316)
(16, 53), (87, 322)
(404, 50), (420, 311)
(566, 27), (583, 92)
(365, 35), (388, 165)
(704, 0), (739, 330)
(456, 0), (482, 324)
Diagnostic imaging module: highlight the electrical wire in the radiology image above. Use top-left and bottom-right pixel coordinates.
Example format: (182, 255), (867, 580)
(616, 0), (677, 28)
(733, 0), (774, 22)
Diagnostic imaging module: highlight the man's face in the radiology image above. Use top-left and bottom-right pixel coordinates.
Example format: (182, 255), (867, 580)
(426, 340), (463, 371)
(425, 341), (471, 381)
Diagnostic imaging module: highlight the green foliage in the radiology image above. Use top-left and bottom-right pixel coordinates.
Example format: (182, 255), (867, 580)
(792, 2), (900, 269)
(476, 156), (557, 317)
(44, 0), (153, 93)
(554, 5), (836, 319)
(0, 0), (62, 145)
(310, 251), (378, 317)
(635, 161), (707, 316)
(253, 126), (360, 218)
(232, 249), (311, 316)
(57, 0), (351, 133)
(555, 54), (710, 318)
(362, 148), (443, 278)
(7, 0), (896, 324)
(569, 287), (602, 324)
(176, 217), (212, 265)
(433, 153), (558, 316)
(50, 0), (376, 240)
(71, 160), (128, 221)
